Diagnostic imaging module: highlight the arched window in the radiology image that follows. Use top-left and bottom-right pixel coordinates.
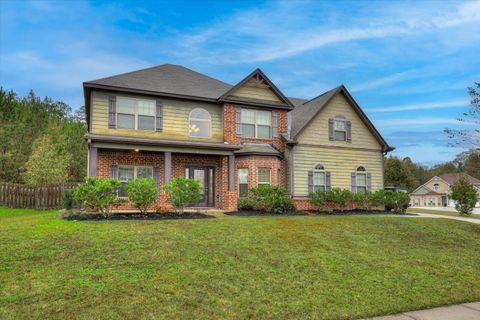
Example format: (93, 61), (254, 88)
(189, 108), (211, 138)
(355, 166), (367, 193)
(313, 163), (326, 192)
(433, 183), (439, 191)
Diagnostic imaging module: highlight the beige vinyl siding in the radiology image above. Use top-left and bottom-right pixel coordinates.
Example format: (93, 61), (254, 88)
(424, 178), (449, 193)
(292, 145), (383, 196)
(91, 91), (224, 142)
(297, 94), (382, 150)
(229, 79), (282, 102)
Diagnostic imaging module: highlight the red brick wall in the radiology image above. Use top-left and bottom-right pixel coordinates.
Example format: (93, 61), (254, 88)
(223, 104), (288, 152)
(97, 150), (238, 211)
(235, 155), (286, 189)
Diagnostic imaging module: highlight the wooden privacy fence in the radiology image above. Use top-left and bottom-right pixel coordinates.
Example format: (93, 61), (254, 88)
(0, 182), (79, 210)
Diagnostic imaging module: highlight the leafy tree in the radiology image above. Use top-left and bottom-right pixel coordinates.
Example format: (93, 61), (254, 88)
(162, 177), (202, 214)
(384, 156), (418, 191)
(126, 178), (158, 214)
(450, 176), (479, 215)
(453, 148), (480, 180)
(445, 82), (480, 147)
(23, 124), (72, 186)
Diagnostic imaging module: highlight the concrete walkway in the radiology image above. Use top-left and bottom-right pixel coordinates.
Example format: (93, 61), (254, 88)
(406, 212), (480, 224)
(410, 206), (480, 215)
(369, 302), (480, 319)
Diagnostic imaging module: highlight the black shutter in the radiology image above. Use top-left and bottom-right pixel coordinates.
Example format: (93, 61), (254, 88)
(110, 164), (118, 179)
(351, 172), (356, 193)
(328, 118), (334, 141)
(346, 120), (352, 143)
(108, 96), (117, 129)
(236, 108), (242, 137)
(156, 100), (163, 132)
(272, 111), (279, 138)
(308, 171), (314, 193)
(326, 172), (331, 190)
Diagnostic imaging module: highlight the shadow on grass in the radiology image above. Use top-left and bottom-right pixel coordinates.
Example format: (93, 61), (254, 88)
(61, 211), (214, 221)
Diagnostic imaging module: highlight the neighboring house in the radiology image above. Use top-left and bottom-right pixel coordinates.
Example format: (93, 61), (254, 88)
(84, 64), (393, 211)
(410, 173), (480, 208)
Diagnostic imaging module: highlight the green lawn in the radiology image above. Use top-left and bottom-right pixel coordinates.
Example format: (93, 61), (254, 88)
(1, 208), (479, 319)
(407, 207), (480, 219)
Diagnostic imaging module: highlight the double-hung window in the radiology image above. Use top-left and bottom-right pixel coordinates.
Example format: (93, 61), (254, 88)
(238, 168), (249, 197)
(334, 119), (347, 141)
(258, 168), (271, 186)
(117, 165), (153, 197)
(355, 166), (367, 193)
(241, 109), (271, 139)
(313, 164), (326, 192)
(117, 97), (156, 130)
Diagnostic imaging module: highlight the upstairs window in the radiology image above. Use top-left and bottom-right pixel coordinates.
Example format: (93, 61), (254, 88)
(334, 119), (347, 141)
(258, 168), (271, 185)
(241, 109), (271, 139)
(433, 183), (439, 191)
(355, 166), (367, 193)
(189, 108), (212, 138)
(313, 164), (326, 192)
(116, 97), (156, 130)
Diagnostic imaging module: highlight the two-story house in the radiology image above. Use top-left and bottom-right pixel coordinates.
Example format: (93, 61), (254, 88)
(83, 64), (393, 211)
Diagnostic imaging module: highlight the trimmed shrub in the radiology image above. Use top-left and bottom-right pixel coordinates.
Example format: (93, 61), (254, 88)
(352, 192), (372, 211)
(126, 178), (157, 214)
(450, 176), (479, 215)
(237, 196), (258, 211)
(382, 190), (410, 214)
(73, 178), (124, 216)
(243, 185), (295, 214)
(325, 188), (352, 212)
(308, 189), (330, 212)
(162, 177), (202, 214)
(62, 189), (76, 210)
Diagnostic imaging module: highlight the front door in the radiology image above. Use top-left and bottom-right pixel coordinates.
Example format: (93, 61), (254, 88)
(186, 166), (214, 207)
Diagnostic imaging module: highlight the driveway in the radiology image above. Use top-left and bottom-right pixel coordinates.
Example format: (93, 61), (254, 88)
(410, 206), (480, 215)
(405, 212), (480, 224)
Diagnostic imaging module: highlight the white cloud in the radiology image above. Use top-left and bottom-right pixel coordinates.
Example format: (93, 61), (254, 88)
(350, 71), (412, 92)
(366, 99), (469, 113)
(375, 117), (475, 129)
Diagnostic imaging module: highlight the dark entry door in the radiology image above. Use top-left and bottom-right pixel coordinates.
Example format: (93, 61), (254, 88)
(186, 166), (214, 207)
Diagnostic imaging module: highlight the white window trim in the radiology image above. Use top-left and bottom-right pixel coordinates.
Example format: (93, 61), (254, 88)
(355, 166), (367, 193)
(313, 164), (326, 191)
(117, 165), (154, 198)
(241, 108), (272, 139)
(116, 96), (156, 131)
(188, 108), (212, 139)
(238, 168), (249, 197)
(257, 168), (271, 185)
(334, 118), (347, 141)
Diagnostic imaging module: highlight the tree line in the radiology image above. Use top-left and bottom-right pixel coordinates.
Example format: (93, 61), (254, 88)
(0, 88), (87, 186)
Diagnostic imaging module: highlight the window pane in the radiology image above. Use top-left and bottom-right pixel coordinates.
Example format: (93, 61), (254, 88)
(137, 167), (153, 179)
(137, 100), (155, 116)
(356, 173), (366, 186)
(117, 97), (135, 114)
(258, 168), (271, 184)
(238, 168), (248, 184)
(118, 167), (134, 182)
(118, 182), (128, 197)
(334, 120), (345, 131)
(357, 186), (367, 193)
(241, 109), (255, 124)
(257, 125), (271, 139)
(117, 114), (135, 129)
(191, 108), (211, 120)
(242, 124), (255, 137)
(257, 111), (271, 125)
(190, 120), (211, 138)
(314, 185), (325, 192)
(239, 184), (248, 197)
(138, 115), (155, 130)
(334, 130), (346, 141)
(313, 172), (325, 186)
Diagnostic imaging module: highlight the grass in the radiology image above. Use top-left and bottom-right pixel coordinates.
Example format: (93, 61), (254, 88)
(1, 208), (480, 319)
(407, 207), (480, 219)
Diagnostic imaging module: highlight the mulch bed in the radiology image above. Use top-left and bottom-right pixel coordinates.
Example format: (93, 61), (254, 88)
(60, 211), (213, 221)
(227, 210), (413, 217)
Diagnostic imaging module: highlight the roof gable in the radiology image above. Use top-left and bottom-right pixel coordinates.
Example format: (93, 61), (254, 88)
(289, 85), (393, 152)
(219, 69), (294, 109)
(410, 185), (439, 195)
(438, 173), (480, 186)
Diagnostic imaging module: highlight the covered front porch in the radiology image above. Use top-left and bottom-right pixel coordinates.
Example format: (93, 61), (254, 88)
(86, 134), (240, 211)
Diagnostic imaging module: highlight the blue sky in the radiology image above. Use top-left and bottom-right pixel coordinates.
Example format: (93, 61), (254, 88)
(1, 0), (479, 165)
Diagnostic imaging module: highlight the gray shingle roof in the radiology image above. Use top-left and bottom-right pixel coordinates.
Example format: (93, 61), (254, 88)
(234, 143), (281, 157)
(289, 86), (341, 139)
(85, 64), (232, 100)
